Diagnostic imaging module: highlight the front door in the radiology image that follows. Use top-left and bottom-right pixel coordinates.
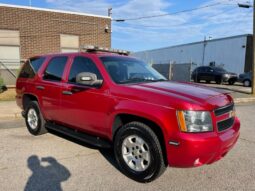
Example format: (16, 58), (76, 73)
(59, 55), (112, 137)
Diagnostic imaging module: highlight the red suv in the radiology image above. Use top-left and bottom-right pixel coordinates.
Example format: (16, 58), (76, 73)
(16, 46), (240, 182)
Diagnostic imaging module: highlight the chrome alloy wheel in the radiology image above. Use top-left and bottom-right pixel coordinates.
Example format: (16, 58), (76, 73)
(121, 135), (151, 172)
(27, 108), (38, 130)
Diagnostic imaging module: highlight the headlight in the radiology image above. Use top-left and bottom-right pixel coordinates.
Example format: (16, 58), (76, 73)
(177, 111), (213, 132)
(224, 74), (230, 78)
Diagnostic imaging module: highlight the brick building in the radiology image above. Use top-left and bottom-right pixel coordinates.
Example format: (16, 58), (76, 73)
(0, 3), (111, 85)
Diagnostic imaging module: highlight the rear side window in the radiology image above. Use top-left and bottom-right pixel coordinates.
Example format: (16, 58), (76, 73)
(19, 57), (45, 78)
(68, 56), (102, 83)
(43, 57), (68, 81)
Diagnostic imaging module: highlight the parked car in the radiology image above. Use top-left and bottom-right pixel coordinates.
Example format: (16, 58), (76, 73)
(191, 66), (238, 85)
(16, 46), (240, 183)
(238, 71), (252, 87)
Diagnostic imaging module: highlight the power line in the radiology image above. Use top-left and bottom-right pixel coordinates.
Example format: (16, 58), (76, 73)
(112, 0), (240, 21)
(117, 6), (240, 29)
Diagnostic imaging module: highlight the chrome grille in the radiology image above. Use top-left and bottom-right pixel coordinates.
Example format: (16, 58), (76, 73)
(214, 103), (234, 116)
(217, 117), (235, 132)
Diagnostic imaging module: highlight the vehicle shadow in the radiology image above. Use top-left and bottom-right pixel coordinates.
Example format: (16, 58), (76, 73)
(48, 130), (121, 172)
(24, 155), (71, 191)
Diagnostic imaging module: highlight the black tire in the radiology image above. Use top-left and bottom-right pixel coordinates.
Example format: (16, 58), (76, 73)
(216, 78), (222, 84)
(194, 78), (200, 83)
(228, 79), (235, 85)
(206, 80), (210, 84)
(243, 79), (251, 87)
(25, 101), (47, 136)
(114, 122), (167, 183)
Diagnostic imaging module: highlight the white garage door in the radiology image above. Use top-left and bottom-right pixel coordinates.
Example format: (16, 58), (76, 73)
(0, 46), (20, 69)
(0, 30), (20, 70)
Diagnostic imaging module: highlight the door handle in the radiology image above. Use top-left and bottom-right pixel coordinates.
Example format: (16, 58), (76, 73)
(36, 86), (45, 90)
(62, 90), (73, 95)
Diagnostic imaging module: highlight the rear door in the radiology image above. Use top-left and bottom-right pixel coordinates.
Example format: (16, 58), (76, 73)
(38, 56), (69, 122)
(59, 55), (112, 137)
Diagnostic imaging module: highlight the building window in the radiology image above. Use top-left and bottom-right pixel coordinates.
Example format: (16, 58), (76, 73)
(60, 34), (79, 53)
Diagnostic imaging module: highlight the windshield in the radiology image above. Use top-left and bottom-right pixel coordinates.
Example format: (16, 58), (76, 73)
(100, 56), (166, 84)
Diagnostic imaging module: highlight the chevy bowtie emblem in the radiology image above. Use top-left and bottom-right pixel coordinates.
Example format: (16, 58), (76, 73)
(229, 110), (235, 118)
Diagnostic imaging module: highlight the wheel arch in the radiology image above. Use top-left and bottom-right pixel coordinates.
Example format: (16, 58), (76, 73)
(22, 93), (39, 111)
(112, 113), (168, 165)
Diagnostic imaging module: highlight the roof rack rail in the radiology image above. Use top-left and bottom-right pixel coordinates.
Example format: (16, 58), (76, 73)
(80, 45), (130, 56)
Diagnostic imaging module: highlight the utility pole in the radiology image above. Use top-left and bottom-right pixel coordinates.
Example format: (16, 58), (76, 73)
(238, 2), (254, 95)
(253, 0), (255, 95)
(202, 36), (207, 66)
(108, 8), (112, 17)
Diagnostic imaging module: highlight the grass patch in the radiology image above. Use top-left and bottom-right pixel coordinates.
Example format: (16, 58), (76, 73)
(0, 88), (16, 101)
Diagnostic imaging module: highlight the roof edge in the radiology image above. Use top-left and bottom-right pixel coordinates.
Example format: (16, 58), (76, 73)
(0, 3), (111, 19)
(135, 34), (253, 53)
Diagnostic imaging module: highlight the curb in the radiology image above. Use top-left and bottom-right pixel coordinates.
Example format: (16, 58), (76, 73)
(234, 97), (255, 104)
(0, 112), (22, 120)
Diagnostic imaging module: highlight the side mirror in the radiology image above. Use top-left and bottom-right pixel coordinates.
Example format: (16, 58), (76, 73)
(76, 72), (103, 87)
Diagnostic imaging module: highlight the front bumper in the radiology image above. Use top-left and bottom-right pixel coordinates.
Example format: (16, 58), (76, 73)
(167, 117), (240, 167)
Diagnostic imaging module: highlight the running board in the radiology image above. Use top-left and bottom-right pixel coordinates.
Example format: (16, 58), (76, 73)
(45, 122), (112, 149)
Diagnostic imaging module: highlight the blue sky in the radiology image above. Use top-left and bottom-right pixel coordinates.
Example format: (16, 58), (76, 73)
(0, 0), (253, 51)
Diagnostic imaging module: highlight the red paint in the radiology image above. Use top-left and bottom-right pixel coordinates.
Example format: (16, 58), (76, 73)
(16, 52), (240, 168)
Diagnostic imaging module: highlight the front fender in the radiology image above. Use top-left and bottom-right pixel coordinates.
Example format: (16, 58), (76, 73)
(108, 99), (178, 143)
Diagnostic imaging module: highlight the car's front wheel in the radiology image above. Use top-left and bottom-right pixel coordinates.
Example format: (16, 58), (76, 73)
(25, 101), (47, 136)
(114, 122), (167, 182)
(216, 78), (222, 84)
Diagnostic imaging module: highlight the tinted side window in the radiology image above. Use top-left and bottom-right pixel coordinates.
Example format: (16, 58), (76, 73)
(205, 67), (213, 72)
(19, 57), (45, 78)
(31, 57), (46, 72)
(199, 67), (207, 72)
(43, 57), (68, 81)
(68, 56), (102, 83)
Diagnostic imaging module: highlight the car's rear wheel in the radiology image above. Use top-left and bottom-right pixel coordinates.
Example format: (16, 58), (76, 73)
(243, 79), (251, 87)
(206, 80), (210, 84)
(25, 101), (47, 136)
(228, 79), (235, 85)
(114, 122), (167, 183)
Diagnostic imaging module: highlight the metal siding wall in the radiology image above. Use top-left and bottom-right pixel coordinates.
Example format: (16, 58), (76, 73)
(133, 35), (247, 74)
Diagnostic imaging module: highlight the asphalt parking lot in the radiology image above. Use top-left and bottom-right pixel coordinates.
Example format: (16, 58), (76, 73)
(0, 103), (255, 191)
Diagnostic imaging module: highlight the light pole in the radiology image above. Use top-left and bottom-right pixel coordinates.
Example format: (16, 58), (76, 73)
(238, 2), (254, 95)
(202, 36), (212, 66)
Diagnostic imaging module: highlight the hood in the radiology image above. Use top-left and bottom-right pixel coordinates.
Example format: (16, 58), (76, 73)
(128, 81), (232, 110)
